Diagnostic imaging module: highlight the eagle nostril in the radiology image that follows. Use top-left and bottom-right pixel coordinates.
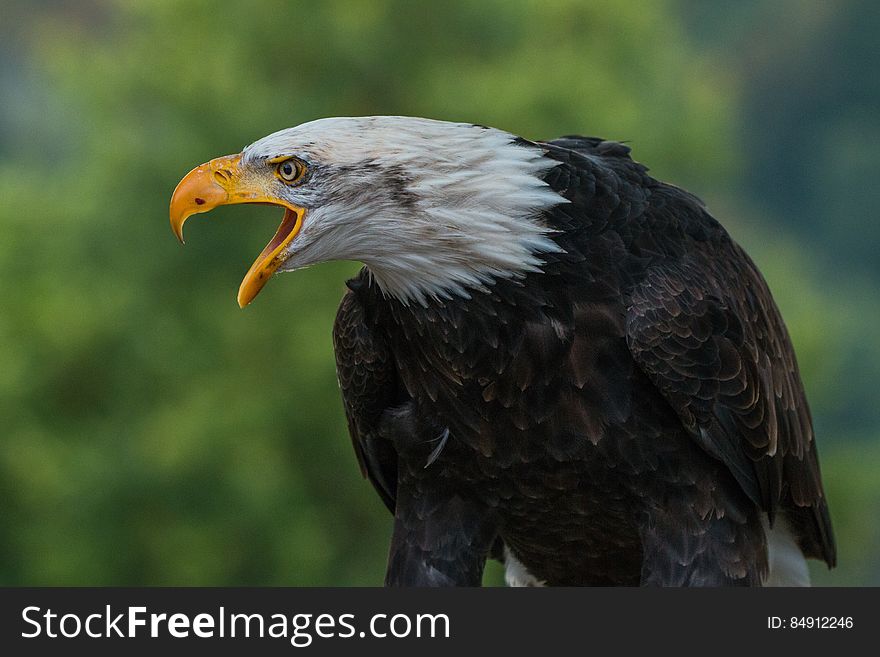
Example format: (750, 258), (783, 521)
(213, 169), (232, 185)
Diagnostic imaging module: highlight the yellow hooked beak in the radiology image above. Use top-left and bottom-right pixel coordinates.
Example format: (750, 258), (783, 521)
(169, 153), (305, 307)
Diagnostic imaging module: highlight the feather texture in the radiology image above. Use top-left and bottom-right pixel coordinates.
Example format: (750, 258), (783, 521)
(325, 125), (835, 585)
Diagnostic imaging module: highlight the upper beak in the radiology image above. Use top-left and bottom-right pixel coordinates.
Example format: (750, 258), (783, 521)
(169, 153), (305, 307)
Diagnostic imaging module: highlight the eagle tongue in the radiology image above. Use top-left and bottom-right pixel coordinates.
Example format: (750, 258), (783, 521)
(257, 207), (299, 264)
(238, 207), (302, 308)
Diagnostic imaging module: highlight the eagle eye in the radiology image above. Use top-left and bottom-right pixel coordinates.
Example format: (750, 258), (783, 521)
(275, 158), (305, 183)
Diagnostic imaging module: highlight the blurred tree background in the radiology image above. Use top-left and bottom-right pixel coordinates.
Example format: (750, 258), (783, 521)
(0, 0), (876, 586)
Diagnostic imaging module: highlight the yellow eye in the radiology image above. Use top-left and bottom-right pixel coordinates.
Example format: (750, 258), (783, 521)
(276, 158), (304, 183)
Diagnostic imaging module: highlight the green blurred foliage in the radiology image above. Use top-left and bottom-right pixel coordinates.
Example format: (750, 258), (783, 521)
(0, 0), (876, 585)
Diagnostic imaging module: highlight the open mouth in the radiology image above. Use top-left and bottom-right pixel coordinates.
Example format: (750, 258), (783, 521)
(238, 206), (304, 308)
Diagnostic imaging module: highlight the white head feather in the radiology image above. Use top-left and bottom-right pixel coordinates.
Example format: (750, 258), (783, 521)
(241, 116), (567, 305)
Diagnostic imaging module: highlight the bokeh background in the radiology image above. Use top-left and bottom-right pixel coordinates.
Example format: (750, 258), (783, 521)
(1, 0), (877, 586)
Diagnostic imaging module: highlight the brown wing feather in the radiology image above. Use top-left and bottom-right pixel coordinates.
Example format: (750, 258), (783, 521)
(626, 249), (835, 566)
(333, 281), (400, 513)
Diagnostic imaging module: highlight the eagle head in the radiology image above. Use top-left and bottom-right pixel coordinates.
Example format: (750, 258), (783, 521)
(170, 116), (565, 307)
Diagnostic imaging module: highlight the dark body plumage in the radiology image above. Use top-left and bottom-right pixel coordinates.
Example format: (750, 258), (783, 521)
(333, 135), (835, 586)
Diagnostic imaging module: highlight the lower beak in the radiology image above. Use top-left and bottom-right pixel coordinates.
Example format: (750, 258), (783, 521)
(169, 153), (305, 307)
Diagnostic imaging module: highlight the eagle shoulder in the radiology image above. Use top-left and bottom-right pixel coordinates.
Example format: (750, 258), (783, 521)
(623, 197), (835, 567)
(333, 272), (401, 513)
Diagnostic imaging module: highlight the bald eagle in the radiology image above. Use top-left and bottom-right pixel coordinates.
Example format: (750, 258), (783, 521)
(170, 116), (835, 586)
